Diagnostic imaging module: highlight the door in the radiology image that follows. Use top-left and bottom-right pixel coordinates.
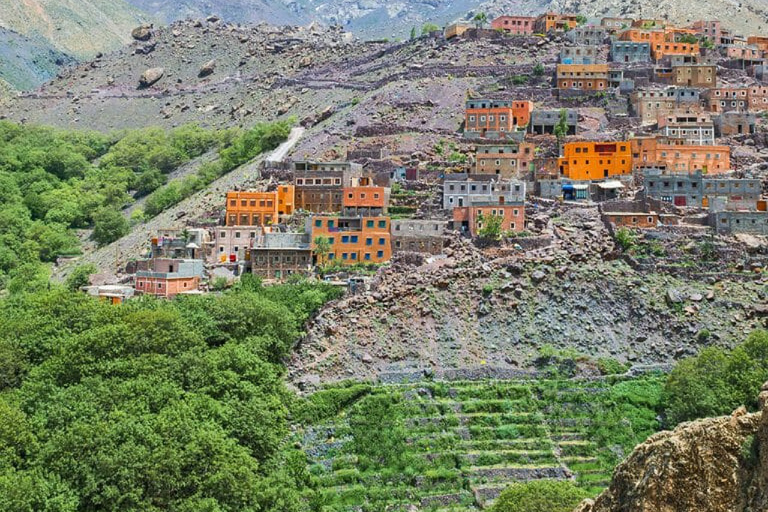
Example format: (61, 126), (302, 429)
(674, 196), (687, 207)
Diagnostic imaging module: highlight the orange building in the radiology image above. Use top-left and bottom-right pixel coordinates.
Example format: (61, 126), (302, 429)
(491, 16), (536, 35)
(134, 259), (203, 298)
(534, 13), (579, 33)
(342, 186), (389, 215)
(603, 212), (660, 228)
(465, 99), (533, 136)
(631, 136), (730, 173)
(453, 203), (525, 238)
(309, 216), (392, 265)
(619, 28), (699, 60)
(558, 141), (632, 181)
(225, 188), (295, 226)
(556, 64), (609, 91)
(747, 36), (768, 52)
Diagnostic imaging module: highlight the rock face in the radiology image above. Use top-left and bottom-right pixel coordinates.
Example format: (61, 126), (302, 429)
(576, 384), (768, 512)
(131, 24), (153, 41)
(138, 67), (164, 88)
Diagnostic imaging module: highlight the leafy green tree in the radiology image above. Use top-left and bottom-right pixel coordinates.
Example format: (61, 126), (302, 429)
(91, 207), (129, 247)
(421, 23), (440, 35)
(575, 15), (588, 25)
(410, 26), (417, 39)
(614, 227), (637, 251)
(65, 263), (97, 292)
(313, 236), (331, 267)
(473, 12), (488, 29)
(533, 63), (545, 76)
(477, 212), (503, 240)
(553, 108), (570, 139)
(492, 480), (590, 512)
(348, 395), (410, 470)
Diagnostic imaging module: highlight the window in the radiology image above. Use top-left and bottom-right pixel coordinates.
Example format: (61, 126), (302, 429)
(342, 253), (348, 260)
(328, 220), (335, 228)
(341, 235), (350, 243)
(366, 237), (373, 246)
(220, 231), (226, 238)
(235, 232), (241, 238)
(351, 253), (357, 260)
(378, 220), (386, 228)
(328, 253), (335, 260)
(350, 235), (358, 243)
(314, 220), (322, 227)
(365, 253), (371, 260)
(378, 238), (386, 245)
(377, 251), (384, 258)
(327, 237), (334, 244)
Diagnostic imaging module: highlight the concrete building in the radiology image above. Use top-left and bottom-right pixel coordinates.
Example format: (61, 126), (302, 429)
(251, 232), (312, 280)
(84, 285), (135, 305)
(631, 136), (730, 173)
(560, 46), (599, 64)
(491, 15), (535, 35)
(556, 64), (609, 91)
(534, 13), (579, 33)
(528, 109), (578, 135)
(601, 199), (661, 228)
(342, 186), (390, 216)
(661, 112), (715, 145)
(391, 219), (448, 254)
(566, 26), (606, 46)
(748, 86), (768, 110)
(711, 211), (768, 235)
(713, 111), (757, 136)
(611, 41), (651, 63)
(670, 65), (716, 88)
(443, 176), (526, 210)
(151, 228), (209, 260)
(474, 142), (535, 179)
(702, 88), (749, 112)
(293, 160), (364, 213)
(308, 216), (392, 265)
(558, 141), (633, 181)
(601, 17), (633, 33)
(135, 259), (204, 298)
(690, 20), (721, 44)
(644, 170), (705, 206)
(225, 188), (294, 226)
(212, 226), (262, 264)
(464, 99), (533, 137)
(631, 88), (703, 125)
(453, 202), (525, 237)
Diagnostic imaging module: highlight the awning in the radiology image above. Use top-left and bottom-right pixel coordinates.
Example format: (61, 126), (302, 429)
(572, 184), (589, 190)
(597, 181), (625, 190)
(562, 184), (574, 190)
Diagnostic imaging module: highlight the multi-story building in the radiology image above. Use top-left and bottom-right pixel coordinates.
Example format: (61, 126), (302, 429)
(151, 228), (210, 260)
(308, 216), (392, 265)
(611, 41), (651, 63)
(747, 36), (768, 53)
(391, 219), (448, 254)
(473, 142), (535, 179)
(528, 109), (578, 135)
(702, 88), (749, 112)
(566, 26), (606, 46)
(669, 64), (716, 88)
(560, 46), (599, 65)
(342, 186), (389, 216)
(631, 88), (703, 125)
(225, 188), (294, 226)
(453, 201), (525, 237)
(620, 28), (700, 61)
(293, 160), (364, 213)
(558, 141), (633, 180)
(690, 20), (721, 44)
(491, 16), (536, 35)
(556, 64), (609, 91)
(251, 232), (313, 279)
(464, 99), (534, 137)
(534, 13), (579, 33)
(748, 86), (768, 110)
(134, 259), (204, 298)
(443, 176), (526, 210)
(710, 211), (768, 235)
(661, 112), (715, 145)
(631, 136), (730, 173)
(644, 169), (704, 207)
(212, 225), (261, 264)
(725, 45), (763, 62)
(601, 17), (634, 33)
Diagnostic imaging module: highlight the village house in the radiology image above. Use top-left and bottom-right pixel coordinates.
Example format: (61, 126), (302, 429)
(602, 206), (661, 229)
(748, 86), (768, 110)
(134, 258), (204, 298)
(443, 175), (526, 210)
(212, 225), (264, 264)
(631, 136), (731, 173)
(556, 64), (609, 91)
(251, 232), (313, 279)
(390, 219), (448, 255)
(565, 26), (607, 46)
(710, 211), (768, 235)
(631, 88), (702, 125)
(632, 19), (665, 29)
(528, 109), (578, 135)
(473, 142), (535, 179)
(308, 216), (392, 265)
(151, 228), (209, 260)
(342, 185), (390, 216)
(660, 112), (715, 145)
(747, 36), (768, 53)
(444, 23), (472, 39)
(464, 99), (533, 137)
(84, 285), (135, 305)
(725, 45), (764, 63)
(225, 187), (294, 226)
(713, 111), (757, 136)
(560, 46), (599, 65)
(690, 20), (721, 44)
(534, 13), (579, 34)
(293, 160), (364, 213)
(558, 141), (633, 180)
(537, 178), (626, 202)
(611, 41), (651, 63)
(453, 202), (525, 237)
(702, 87), (749, 112)
(619, 28), (699, 61)
(490, 15), (535, 35)
(665, 64), (716, 88)
(601, 17), (634, 33)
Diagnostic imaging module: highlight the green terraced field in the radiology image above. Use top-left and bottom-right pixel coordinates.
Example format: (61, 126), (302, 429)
(294, 376), (663, 511)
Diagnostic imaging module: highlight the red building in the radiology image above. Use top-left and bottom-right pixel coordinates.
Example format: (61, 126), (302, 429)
(453, 202), (525, 237)
(491, 16), (536, 35)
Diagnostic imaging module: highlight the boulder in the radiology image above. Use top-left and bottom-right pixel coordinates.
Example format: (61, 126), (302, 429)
(139, 67), (164, 88)
(198, 59), (216, 78)
(131, 25), (152, 41)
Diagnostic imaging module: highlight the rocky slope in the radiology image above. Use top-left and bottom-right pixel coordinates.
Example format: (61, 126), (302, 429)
(576, 383), (768, 512)
(290, 204), (768, 386)
(0, 0), (152, 59)
(0, 27), (76, 90)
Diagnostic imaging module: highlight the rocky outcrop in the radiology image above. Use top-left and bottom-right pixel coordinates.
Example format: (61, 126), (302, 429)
(198, 59), (216, 77)
(138, 67), (164, 88)
(575, 383), (768, 512)
(131, 24), (153, 41)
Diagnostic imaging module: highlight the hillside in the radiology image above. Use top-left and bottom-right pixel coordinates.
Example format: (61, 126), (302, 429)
(0, 27), (75, 90)
(0, 0), (152, 59)
(577, 382), (768, 512)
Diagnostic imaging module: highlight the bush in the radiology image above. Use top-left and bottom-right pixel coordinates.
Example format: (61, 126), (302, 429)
(491, 480), (590, 512)
(614, 227), (637, 252)
(662, 330), (768, 426)
(91, 207), (129, 247)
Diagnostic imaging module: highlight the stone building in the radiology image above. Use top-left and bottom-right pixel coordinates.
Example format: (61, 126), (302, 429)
(473, 142), (535, 179)
(251, 232), (313, 280)
(293, 161), (364, 213)
(528, 109), (578, 135)
(391, 219), (448, 254)
(611, 41), (651, 63)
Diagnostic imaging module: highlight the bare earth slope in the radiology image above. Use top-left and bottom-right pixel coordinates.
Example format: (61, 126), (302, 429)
(577, 383), (768, 512)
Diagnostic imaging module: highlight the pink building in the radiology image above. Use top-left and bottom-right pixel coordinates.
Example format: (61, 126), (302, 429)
(491, 16), (536, 35)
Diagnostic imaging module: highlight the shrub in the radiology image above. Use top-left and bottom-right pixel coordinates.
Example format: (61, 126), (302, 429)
(614, 227), (637, 252)
(91, 207), (129, 247)
(491, 480), (590, 512)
